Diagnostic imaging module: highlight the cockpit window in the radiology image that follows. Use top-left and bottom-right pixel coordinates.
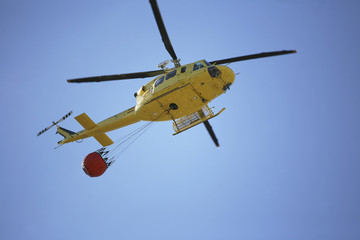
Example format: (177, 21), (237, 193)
(204, 60), (212, 66)
(155, 76), (164, 87)
(208, 66), (222, 78)
(193, 62), (204, 71)
(181, 66), (186, 73)
(166, 70), (177, 80)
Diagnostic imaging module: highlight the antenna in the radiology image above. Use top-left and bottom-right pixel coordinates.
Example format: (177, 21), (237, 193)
(157, 60), (170, 70)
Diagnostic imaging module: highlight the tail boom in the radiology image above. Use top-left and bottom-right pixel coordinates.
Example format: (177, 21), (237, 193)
(58, 107), (140, 147)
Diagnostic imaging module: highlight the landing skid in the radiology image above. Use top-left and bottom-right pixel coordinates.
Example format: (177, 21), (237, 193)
(172, 105), (225, 136)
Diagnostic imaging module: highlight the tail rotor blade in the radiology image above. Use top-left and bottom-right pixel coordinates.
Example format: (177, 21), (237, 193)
(54, 111), (73, 125)
(37, 125), (54, 137)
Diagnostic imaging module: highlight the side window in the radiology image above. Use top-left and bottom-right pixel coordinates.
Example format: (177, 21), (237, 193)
(181, 66), (186, 73)
(166, 70), (177, 80)
(155, 76), (164, 87)
(193, 62), (204, 71)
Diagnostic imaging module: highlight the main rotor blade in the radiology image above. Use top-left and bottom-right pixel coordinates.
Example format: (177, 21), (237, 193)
(209, 50), (296, 65)
(203, 120), (219, 147)
(67, 70), (164, 83)
(149, 0), (178, 63)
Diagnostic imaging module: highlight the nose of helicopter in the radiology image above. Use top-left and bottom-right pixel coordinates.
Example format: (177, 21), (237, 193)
(217, 65), (235, 88)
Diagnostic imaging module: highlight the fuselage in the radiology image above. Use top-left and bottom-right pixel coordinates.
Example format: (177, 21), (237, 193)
(58, 60), (235, 146)
(134, 60), (235, 121)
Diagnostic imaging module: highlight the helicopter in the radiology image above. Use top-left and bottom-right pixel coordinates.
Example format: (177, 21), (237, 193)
(38, 0), (296, 148)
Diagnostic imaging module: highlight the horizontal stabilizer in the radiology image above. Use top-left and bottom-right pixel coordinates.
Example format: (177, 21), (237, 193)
(94, 133), (114, 147)
(75, 113), (114, 146)
(75, 113), (97, 130)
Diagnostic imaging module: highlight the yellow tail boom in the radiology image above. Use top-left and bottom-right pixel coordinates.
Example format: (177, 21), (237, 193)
(58, 106), (140, 147)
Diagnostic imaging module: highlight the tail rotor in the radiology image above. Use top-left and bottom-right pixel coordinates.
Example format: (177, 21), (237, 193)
(37, 111), (73, 136)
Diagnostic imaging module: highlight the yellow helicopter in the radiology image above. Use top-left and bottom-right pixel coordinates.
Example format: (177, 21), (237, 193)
(38, 0), (296, 148)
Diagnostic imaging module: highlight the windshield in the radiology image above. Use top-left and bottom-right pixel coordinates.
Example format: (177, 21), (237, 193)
(155, 76), (164, 87)
(193, 62), (204, 71)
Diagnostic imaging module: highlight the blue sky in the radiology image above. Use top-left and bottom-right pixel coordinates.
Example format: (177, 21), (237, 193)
(1, 0), (360, 239)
